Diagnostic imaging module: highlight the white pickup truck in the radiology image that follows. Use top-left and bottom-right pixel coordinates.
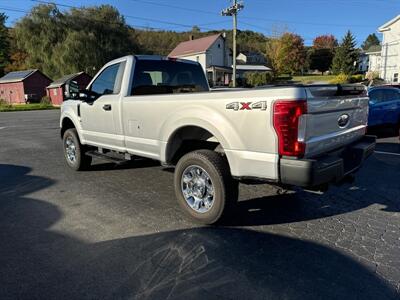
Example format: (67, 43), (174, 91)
(60, 55), (375, 224)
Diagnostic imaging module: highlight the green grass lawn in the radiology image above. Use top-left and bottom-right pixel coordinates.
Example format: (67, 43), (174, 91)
(0, 103), (59, 112)
(291, 75), (336, 84)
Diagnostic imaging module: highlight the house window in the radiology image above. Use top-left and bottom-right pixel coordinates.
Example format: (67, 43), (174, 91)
(196, 56), (199, 62)
(208, 54), (213, 65)
(394, 73), (398, 83)
(53, 89), (58, 96)
(218, 43), (221, 48)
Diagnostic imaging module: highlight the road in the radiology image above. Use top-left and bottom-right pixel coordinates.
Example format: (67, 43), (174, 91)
(0, 110), (399, 299)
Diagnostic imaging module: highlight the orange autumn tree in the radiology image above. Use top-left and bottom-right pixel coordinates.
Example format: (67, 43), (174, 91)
(313, 34), (338, 50)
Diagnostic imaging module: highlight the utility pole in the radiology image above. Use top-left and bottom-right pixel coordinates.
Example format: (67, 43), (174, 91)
(221, 0), (244, 88)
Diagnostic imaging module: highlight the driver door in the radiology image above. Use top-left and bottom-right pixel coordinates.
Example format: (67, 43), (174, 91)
(80, 61), (126, 150)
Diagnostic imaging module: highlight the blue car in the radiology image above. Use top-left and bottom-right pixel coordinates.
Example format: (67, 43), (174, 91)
(368, 87), (400, 130)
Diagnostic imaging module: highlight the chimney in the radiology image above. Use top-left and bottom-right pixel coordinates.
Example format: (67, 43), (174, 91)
(189, 35), (194, 41)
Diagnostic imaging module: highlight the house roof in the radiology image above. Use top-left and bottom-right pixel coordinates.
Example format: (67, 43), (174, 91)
(236, 65), (272, 72)
(379, 15), (400, 32)
(47, 72), (87, 88)
(238, 51), (264, 57)
(365, 45), (382, 54)
(0, 69), (38, 84)
(168, 34), (221, 57)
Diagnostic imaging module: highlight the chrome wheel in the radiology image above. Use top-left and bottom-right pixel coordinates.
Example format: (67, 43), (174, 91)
(65, 136), (77, 164)
(181, 165), (214, 213)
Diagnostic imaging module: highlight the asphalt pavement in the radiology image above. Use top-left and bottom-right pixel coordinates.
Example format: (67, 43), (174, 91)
(0, 110), (399, 299)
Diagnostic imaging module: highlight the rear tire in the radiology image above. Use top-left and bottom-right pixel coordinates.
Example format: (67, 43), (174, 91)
(174, 150), (238, 224)
(63, 128), (92, 171)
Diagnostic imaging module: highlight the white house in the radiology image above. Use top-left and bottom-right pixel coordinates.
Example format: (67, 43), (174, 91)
(236, 51), (266, 65)
(169, 33), (233, 86)
(358, 52), (369, 73)
(366, 45), (382, 74)
(378, 15), (400, 83)
(358, 45), (382, 74)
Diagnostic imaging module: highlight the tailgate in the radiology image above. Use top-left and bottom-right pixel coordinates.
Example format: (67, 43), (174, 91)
(300, 84), (369, 158)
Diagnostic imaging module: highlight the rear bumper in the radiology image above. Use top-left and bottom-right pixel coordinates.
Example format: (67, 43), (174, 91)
(279, 135), (376, 188)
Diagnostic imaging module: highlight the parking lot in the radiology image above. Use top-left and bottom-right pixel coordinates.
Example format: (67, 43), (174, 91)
(0, 110), (399, 299)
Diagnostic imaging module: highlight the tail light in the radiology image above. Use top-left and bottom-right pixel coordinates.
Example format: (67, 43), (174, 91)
(273, 100), (307, 157)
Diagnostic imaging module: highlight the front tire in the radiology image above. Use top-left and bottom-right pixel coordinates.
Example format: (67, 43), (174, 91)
(174, 150), (238, 224)
(63, 128), (92, 171)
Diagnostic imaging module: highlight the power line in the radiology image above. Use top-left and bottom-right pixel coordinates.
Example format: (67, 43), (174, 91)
(1, 3), (230, 33)
(128, 0), (378, 29)
(18, 0), (379, 34)
(2, 0), (379, 42)
(240, 16), (376, 29)
(250, 0), (400, 9)
(30, 0), (221, 31)
(130, 0), (218, 16)
(1, 4), (170, 31)
(0, 6), (29, 14)
(0, 5), (176, 31)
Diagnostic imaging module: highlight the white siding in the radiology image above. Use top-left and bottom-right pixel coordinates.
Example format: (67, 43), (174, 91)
(206, 36), (226, 67)
(380, 20), (400, 82)
(359, 54), (369, 72)
(237, 53), (247, 64)
(175, 53), (207, 73)
(368, 53), (382, 73)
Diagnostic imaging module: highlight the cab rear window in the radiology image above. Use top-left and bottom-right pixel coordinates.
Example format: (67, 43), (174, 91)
(131, 59), (209, 96)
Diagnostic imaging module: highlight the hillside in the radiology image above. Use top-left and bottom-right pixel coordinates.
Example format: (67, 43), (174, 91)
(3, 4), (270, 78)
(132, 28), (269, 57)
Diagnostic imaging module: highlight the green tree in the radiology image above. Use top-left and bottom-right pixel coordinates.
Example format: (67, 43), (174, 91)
(308, 48), (334, 75)
(12, 4), (136, 78)
(267, 33), (306, 75)
(4, 28), (28, 73)
(63, 5), (136, 76)
(265, 37), (281, 75)
(361, 33), (380, 51)
(244, 72), (273, 87)
(331, 31), (359, 75)
(0, 13), (10, 76)
(191, 26), (201, 33)
(13, 4), (64, 77)
(52, 31), (99, 75)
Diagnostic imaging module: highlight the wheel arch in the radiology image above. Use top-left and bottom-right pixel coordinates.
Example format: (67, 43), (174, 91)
(60, 116), (80, 140)
(164, 125), (222, 165)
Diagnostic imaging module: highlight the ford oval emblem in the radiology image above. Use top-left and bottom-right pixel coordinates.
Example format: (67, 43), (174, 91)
(338, 114), (350, 128)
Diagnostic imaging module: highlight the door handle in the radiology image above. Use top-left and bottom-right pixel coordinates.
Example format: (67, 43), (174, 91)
(102, 104), (112, 111)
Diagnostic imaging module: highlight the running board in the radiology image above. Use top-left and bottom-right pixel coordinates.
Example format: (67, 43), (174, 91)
(86, 151), (128, 164)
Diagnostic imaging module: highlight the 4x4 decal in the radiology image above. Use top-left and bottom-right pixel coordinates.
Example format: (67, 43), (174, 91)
(226, 101), (267, 111)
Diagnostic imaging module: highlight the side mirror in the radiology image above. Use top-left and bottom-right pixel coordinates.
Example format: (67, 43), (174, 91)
(64, 80), (80, 100)
(64, 81), (96, 102)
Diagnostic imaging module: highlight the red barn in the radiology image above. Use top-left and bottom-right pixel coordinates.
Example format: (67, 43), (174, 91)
(46, 72), (92, 105)
(0, 70), (52, 104)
